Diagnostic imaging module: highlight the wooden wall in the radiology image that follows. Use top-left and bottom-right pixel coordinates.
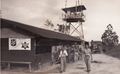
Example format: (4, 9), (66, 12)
(1, 38), (36, 62)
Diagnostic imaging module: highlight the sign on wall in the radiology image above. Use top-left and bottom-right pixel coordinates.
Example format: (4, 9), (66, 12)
(9, 38), (31, 50)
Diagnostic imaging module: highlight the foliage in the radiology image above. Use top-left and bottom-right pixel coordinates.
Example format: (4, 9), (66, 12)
(101, 24), (119, 47)
(44, 19), (54, 27)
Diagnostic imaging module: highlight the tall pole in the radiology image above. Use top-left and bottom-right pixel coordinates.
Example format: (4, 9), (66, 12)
(65, 0), (67, 8)
(81, 22), (84, 40)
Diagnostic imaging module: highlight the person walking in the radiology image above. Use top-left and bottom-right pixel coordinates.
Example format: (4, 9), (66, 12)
(83, 42), (92, 72)
(78, 44), (84, 61)
(59, 45), (68, 73)
(51, 46), (57, 64)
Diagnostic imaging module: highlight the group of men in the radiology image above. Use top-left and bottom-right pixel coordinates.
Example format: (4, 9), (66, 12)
(51, 42), (92, 73)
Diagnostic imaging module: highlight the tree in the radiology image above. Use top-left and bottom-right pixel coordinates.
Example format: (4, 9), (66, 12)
(44, 19), (54, 28)
(101, 24), (119, 48)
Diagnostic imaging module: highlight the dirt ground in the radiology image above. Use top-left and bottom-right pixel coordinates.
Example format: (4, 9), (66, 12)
(1, 53), (120, 74)
(47, 54), (120, 74)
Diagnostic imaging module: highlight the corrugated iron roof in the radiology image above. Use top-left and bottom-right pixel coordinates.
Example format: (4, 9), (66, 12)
(1, 28), (34, 38)
(1, 18), (81, 42)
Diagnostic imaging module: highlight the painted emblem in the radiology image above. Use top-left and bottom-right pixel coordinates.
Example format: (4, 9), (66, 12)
(21, 42), (29, 49)
(11, 39), (16, 46)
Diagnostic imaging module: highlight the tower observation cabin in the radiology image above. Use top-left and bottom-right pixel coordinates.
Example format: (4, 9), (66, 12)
(61, 0), (86, 40)
(62, 5), (86, 22)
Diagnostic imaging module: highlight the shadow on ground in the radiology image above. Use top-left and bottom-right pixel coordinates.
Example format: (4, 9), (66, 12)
(91, 60), (106, 64)
(76, 66), (85, 69)
(45, 66), (60, 73)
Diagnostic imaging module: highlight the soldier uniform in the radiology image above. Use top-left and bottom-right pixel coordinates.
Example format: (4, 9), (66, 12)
(59, 47), (68, 73)
(83, 43), (92, 72)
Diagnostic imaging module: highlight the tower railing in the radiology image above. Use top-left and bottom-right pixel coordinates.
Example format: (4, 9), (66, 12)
(62, 12), (85, 22)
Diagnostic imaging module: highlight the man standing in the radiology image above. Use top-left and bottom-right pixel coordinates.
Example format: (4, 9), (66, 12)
(83, 42), (92, 72)
(78, 44), (84, 61)
(51, 45), (57, 64)
(59, 45), (68, 73)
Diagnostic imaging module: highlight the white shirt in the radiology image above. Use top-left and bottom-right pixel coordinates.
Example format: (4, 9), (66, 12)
(51, 46), (56, 53)
(84, 48), (91, 56)
(59, 50), (68, 57)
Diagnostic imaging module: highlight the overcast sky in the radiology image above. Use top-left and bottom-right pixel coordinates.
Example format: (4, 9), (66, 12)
(2, 0), (120, 42)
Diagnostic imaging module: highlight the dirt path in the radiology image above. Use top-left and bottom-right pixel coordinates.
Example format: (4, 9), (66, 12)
(90, 54), (120, 74)
(48, 54), (120, 74)
(1, 54), (120, 74)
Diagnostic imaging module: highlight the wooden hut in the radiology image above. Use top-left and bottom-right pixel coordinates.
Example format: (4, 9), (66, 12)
(1, 18), (81, 71)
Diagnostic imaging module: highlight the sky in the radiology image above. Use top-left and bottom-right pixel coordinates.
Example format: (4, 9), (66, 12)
(2, 0), (120, 42)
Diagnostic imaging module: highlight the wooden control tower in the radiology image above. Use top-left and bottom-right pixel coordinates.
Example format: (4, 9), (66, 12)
(62, 0), (86, 40)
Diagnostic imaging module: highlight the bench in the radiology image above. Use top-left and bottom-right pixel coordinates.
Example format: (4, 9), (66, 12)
(1, 61), (32, 72)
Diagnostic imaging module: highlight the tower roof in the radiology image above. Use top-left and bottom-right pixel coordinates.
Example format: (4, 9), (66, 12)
(62, 5), (86, 13)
